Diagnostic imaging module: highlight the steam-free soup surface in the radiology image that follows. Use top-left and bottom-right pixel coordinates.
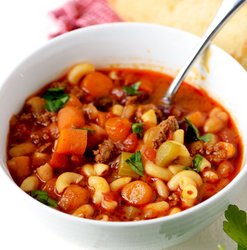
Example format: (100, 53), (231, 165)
(7, 64), (243, 221)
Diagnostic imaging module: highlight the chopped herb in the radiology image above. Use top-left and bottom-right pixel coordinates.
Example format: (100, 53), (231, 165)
(200, 133), (213, 142)
(43, 87), (70, 112)
(223, 205), (247, 250)
(185, 118), (213, 143)
(193, 154), (203, 172)
(132, 123), (144, 136)
(123, 81), (141, 96)
(125, 151), (144, 176)
(31, 190), (57, 208)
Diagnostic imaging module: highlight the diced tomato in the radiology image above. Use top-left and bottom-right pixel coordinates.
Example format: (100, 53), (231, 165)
(142, 146), (157, 162)
(86, 123), (107, 149)
(49, 152), (68, 168)
(122, 133), (138, 153)
(96, 111), (107, 128)
(43, 178), (60, 200)
(139, 78), (153, 94)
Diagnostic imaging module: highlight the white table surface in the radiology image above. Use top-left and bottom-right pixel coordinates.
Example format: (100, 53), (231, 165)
(0, 1), (246, 249)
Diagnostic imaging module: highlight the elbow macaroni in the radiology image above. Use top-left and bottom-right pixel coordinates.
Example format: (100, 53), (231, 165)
(88, 176), (110, 204)
(68, 63), (95, 84)
(56, 172), (83, 193)
(145, 161), (173, 181)
(168, 170), (203, 191)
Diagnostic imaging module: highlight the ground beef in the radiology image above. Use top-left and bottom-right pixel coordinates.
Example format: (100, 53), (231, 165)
(50, 80), (68, 89)
(94, 96), (113, 111)
(189, 141), (228, 163)
(153, 116), (179, 149)
(111, 87), (126, 102)
(168, 192), (180, 207)
(33, 112), (57, 126)
(70, 85), (85, 100)
(19, 113), (33, 122)
(12, 123), (31, 142)
(30, 131), (50, 145)
(93, 139), (117, 163)
(125, 92), (149, 106)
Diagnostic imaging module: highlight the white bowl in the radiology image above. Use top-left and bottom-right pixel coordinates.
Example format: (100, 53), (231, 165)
(0, 23), (247, 250)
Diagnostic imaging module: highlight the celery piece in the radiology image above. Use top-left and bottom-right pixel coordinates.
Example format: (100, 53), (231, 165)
(118, 152), (140, 179)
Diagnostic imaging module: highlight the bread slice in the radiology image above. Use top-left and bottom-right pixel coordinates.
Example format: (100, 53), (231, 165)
(108, 0), (247, 70)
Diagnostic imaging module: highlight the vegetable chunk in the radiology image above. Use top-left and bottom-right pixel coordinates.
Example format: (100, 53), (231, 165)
(56, 128), (87, 155)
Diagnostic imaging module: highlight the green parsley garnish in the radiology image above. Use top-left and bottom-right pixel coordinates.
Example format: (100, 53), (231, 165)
(125, 151), (144, 176)
(199, 133), (213, 142)
(223, 205), (247, 250)
(123, 81), (141, 96)
(43, 87), (70, 112)
(132, 123), (144, 137)
(185, 118), (213, 143)
(31, 190), (58, 208)
(193, 154), (203, 172)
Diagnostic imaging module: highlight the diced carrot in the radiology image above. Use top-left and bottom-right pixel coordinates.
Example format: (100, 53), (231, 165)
(121, 180), (153, 206)
(57, 106), (85, 130)
(65, 94), (83, 108)
(139, 78), (153, 94)
(58, 184), (89, 211)
(105, 117), (131, 142)
(49, 152), (68, 168)
(7, 156), (31, 183)
(55, 128), (87, 155)
(82, 72), (113, 98)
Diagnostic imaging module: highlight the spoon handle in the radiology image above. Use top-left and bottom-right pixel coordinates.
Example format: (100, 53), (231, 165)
(163, 0), (247, 105)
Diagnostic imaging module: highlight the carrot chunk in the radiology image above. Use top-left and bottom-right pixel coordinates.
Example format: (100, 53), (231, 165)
(105, 117), (131, 142)
(55, 128), (87, 155)
(121, 180), (153, 206)
(57, 106), (85, 130)
(82, 72), (113, 98)
(58, 184), (89, 212)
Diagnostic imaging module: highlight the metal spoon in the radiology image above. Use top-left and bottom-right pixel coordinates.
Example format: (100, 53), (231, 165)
(163, 0), (247, 106)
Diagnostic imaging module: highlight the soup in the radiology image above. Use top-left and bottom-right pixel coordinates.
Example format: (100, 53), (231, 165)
(6, 63), (243, 221)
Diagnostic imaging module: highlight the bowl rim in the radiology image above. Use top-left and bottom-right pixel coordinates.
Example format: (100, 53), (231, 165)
(1, 22), (247, 227)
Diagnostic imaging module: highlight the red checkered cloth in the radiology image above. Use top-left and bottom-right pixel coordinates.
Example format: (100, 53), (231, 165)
(49, 0), (122, 38)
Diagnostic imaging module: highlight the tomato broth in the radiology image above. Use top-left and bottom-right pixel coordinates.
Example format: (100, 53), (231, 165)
(7, 64), (243, 221)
